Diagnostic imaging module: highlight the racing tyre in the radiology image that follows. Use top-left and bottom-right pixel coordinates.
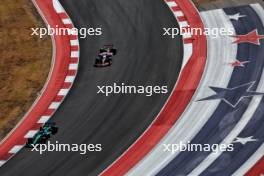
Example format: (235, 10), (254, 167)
(51, 126), (58, 135)
(25, 138), (33, 148)
(40, 138), (47, 144)
(43, 134), (51, 139)
(110, 49), (117, 55)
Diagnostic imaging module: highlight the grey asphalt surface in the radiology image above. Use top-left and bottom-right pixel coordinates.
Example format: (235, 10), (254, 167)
(0, 0), (183, 175)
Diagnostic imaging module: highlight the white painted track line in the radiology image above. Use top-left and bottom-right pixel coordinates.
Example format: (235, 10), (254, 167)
(127, 9), (237, 176)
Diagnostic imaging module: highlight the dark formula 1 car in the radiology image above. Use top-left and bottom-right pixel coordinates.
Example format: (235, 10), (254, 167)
(94, 45), (117, 67)
(25, 122), (58, 148)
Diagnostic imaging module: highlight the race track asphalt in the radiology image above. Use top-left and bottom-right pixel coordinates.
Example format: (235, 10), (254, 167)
(0, 0), (183, 175)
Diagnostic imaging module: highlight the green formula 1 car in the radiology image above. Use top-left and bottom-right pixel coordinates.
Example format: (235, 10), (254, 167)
(25, 122), (58, 148)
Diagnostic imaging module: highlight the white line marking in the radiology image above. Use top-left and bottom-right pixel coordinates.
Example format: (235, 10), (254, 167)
(189, 7), (264, 175)
(24, 130), (38, 138)
(232, 144), (264, 176)
(179, 21), (189, 28)
(183, 32), (192, 39)
(70, 40), (79, 46)
(64, 76), (75, 83)
(52, 0), (65, 13)
(174, 11), (184, 17)
(57, 89), (70, 96)
(37, 116), (51, 124)
(0, 161), (6, 167)
(127, 9), (237, 176)
(182, 43), (193, 69)
(48, 102), (61, 109)
(69, 63), (78, 70)
(62, 18), (71, 24)
(71, 51), (79, 58)
(166, 1), (177, 7)
(9, 145), (24, 154)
